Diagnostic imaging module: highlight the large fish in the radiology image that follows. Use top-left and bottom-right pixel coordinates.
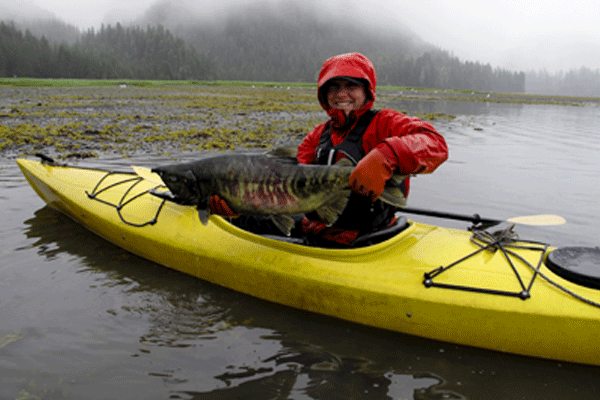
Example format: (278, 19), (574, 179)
(147, 148), (407, 235)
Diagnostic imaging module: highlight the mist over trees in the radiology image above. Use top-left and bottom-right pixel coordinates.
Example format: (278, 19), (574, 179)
(79, 24), (215, 80)
(2, 0), (599, 96)
(11, 18), (81, 45)
(147, 2), (525, 93)
(0, 21), (215, 80)
(526, 67), (600, 97)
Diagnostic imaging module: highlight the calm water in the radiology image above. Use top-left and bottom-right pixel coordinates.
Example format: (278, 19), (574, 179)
(1, 99), (600, 400)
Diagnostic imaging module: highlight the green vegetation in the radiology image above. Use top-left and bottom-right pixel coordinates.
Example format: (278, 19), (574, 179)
(4, 82), (594, 161)
(0, 78), (201, 87)
(0, 85), (324, 158)
(0, 22), (214, 80)
(0, 78), (317, 88)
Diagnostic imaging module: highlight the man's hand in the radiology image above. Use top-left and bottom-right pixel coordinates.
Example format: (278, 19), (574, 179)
(349, 148), (394, 201)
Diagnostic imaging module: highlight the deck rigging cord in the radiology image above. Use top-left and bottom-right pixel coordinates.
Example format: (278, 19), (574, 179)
(36, 155), (599, 309)
(424, 224), (600, 308)
(85, 171), (166, 228)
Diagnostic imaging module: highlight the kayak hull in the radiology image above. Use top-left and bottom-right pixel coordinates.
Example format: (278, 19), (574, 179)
(16, 158), (600, 366)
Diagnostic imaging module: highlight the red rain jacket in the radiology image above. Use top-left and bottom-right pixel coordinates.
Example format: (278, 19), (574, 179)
(297, 52), (448, 193)
(297, 53), (448, 245)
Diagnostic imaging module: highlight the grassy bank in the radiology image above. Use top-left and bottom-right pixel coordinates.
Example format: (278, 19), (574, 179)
(2, 80), (598, 161)
(0, 84), (325, 159)
(0, 78), (318, 89)
(3, 77), (598, 105)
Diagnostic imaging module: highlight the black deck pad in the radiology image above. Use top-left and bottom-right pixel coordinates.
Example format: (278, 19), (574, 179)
(546, 247), (600, 289)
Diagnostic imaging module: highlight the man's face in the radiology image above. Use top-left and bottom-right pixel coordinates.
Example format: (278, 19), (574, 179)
(326, 79), (367, 116)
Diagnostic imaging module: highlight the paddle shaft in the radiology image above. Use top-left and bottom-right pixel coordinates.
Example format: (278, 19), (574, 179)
(400, 207), (500, 225)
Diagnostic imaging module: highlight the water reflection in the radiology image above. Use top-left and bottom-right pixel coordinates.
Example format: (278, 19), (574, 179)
(381, 97), (519, 117)
(5, 99), (600, 399)
(10, 205), (599, 399)
(16, 206), (458, 399)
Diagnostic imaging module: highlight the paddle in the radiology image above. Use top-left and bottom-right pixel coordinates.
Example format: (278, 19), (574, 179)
(399, 206), (566, 227)
(131, 166), (566, 227)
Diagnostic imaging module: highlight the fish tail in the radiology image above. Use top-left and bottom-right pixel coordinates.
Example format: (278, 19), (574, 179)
(379, 173), (408, 208)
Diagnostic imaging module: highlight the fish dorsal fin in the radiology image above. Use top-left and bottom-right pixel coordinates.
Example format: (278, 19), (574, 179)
(264, 147), (298, 164)
(315, 189), (351, 226)
(334, 158), (354, 167)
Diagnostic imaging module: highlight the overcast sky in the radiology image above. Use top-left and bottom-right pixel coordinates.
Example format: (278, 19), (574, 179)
(8, 0), (600, 73)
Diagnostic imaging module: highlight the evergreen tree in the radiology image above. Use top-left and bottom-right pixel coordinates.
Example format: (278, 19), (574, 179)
(0, 21), (215, 80)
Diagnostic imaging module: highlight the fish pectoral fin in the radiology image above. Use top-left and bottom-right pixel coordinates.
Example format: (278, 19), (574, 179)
(270, 215), (296, 236)
(197, 208), (210, 225)
(315, 190), (351, 226)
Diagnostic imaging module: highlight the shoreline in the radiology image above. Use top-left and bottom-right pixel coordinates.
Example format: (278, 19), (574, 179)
(2, 83), (598, 160)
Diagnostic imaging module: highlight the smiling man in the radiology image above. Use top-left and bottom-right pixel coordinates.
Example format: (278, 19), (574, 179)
(325, 78), (368, 117)
(295, 52), (449, 246)
(211, 52), (449, 247)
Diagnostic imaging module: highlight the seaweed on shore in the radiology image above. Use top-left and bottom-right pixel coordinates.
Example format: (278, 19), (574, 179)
(1, 83), (597, 159)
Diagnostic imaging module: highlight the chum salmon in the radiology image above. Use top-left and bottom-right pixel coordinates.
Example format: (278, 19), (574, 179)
(145, 148), (407, 235)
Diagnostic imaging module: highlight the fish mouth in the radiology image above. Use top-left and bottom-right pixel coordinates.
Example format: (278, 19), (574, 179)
(152, 166), (201, 206)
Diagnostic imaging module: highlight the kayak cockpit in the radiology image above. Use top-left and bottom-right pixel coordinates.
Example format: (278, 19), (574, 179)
(257, 215), (411, 248)
(546, 247), (600, 289)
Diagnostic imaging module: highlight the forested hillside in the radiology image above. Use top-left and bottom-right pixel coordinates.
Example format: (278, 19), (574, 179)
(4, 0), (600, 95)
(7, 0), (579, 94)
(2, 0), (527, 92)
(13, 18), (80, 45)
(0, 22), (215, 80)
(526, 67), (600, 97)
(78, 24), (215, 80)
(152, 3), (525, 92)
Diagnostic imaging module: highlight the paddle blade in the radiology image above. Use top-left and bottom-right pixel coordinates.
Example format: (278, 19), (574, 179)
(506, 214), (566, 226)
(131, 165), (165, 186)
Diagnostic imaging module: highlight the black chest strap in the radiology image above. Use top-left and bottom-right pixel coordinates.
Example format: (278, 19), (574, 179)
(310, 108), (407, 233)
(316, 109), (379, 165)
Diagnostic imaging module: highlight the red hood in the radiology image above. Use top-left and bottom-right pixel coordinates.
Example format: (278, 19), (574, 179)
(317, 53), (377, 122)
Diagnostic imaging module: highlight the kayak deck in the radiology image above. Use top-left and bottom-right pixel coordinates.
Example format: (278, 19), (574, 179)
(16, 157), (600, 366)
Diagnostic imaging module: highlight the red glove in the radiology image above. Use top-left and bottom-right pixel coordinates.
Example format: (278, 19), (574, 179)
(209, 195), (239, 218)
(349, 148), (394, 201)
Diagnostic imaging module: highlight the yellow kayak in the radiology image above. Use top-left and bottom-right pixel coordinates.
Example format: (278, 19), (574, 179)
(16, 157), (600, 366)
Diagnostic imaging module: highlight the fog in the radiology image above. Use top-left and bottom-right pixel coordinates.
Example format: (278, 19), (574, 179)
(4, 0), (600, 73)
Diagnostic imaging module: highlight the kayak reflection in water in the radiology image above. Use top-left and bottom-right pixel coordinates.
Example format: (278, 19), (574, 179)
(210, 52), (449, 247)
